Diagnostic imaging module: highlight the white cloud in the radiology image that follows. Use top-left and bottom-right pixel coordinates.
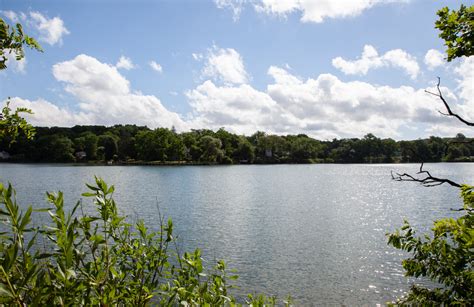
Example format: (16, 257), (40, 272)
(332, 44), (420, 79)
(214, 0), (247, 21)
(7, 51), (472, 140)
(454, 57), (474, 119)
(116, 56), (135, 70)
(200, 46), (249, 85)
(149, 60), (163, 73)
(382, 49), (420, 79)
(51, 54), (185, 128)
(332, 45), (382, 75)
(186, 63), (468, 139)
(2, 10), (20, 23)
(186, 80), (290, 135)
(192, 53), (203, 61)
(424, 49), (445, 70)
(7, 97), (90, 127)
(29, 11), (69, 46)
(216, 0), (407, 23)
(7, 54), (185, 129)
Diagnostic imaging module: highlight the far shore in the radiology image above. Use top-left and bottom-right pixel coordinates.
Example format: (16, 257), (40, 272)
(1, 160), (473, 167)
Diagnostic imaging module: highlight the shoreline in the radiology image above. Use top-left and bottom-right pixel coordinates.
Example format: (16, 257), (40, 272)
(1, 160), (473, 167)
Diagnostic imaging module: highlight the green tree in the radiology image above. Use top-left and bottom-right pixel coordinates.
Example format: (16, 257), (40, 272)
(36, 135), (75, 162)
(435, 4), (474, 61)
(234, 136), (255, 163)
(381, 138), (399, 163)
(82, 132), (99, 160)
(167, 134), (185, 161)
(199, 135), (224, 163)
(288, 135), (321, 163)
(98, 134), (119, 161)
(427, 136), (445, 162)
(135, 128), (176, 161)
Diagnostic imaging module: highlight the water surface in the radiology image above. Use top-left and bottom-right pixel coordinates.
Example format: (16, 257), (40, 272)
(1, 163), (471, 305)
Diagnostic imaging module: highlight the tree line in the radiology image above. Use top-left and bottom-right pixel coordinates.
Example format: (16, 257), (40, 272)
(2, 124), (473, 164)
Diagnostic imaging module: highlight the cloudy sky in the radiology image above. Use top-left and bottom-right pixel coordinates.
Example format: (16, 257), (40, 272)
(1, 0), (473, 140)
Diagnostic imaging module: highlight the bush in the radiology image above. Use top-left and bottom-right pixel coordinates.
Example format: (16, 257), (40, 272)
(0, 177), (289, 306)
(387, 185), (474, 304)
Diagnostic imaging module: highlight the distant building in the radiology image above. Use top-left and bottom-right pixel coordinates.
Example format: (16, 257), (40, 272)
(75, 151), (87, 160)
(0, 151), (10, 160)
(265, 148), (272, 158)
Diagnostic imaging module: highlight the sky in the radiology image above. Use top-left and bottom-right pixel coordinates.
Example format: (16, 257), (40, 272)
(0, 0), (473, 140)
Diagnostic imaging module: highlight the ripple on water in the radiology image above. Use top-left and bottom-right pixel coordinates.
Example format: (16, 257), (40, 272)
(1, 163), (471, 305)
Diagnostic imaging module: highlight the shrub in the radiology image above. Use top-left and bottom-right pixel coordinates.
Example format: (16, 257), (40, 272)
(0, 177), (289, 306)
(387, 185), (474, 304)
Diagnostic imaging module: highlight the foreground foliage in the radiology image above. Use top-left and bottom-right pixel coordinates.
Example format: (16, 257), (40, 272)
(387, 185), (474, 304)
(0, 17), (39, 146)
(388, 5), (473, 304)
(435, 4), (474, 61)
(0, 17), (42, 70)
(0, 100), (35, 146)
(0, 177), (288, 306)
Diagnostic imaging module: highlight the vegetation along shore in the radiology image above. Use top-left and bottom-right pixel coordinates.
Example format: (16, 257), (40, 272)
(2, 125), (473, 164)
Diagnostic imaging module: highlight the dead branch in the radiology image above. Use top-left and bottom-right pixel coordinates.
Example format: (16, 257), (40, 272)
(425, 77), (474, 127)
(391, 162), (461, 188)
(450, 207), (474, 212)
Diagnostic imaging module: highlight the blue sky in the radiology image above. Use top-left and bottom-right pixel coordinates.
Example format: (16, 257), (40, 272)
(1, 0), (473, 140)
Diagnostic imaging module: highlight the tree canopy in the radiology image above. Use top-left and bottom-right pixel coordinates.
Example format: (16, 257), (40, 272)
(435, 4), (474, 61)
(0, 17), (42, 70)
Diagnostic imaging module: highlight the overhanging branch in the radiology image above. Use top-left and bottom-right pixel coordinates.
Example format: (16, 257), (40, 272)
(391, 162), (461, 188)
(425, 77), (474, 127)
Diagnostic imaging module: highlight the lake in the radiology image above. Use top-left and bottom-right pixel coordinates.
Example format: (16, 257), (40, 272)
(1, 163), (472, 305)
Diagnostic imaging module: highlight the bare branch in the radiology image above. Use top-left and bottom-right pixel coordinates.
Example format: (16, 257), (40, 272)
(391, 162), (461, 188)
(450, 207), (474, 212)
(425, 77), (474, 126)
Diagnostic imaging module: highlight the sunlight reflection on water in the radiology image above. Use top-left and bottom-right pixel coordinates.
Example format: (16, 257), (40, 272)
(1, 163), (472, 305)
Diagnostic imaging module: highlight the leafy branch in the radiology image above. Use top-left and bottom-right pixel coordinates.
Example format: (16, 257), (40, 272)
(0, 17), (42, 70)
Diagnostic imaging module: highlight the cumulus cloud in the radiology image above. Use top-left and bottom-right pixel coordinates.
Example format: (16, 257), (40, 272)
(116, 56), (135, 70)
(186, 80), (293, 135)
(7, 97), (90, 127)
(198, 46), (250, 85)
(149, 60), (163, 73)
(216, 0), (407, 23)
(6, 51), (473, 140)
(424, 49), (445, 70)
(185, 54), (474, 139)
(29, 11), (69, 45)
(332, 44), (420, 79)
(7, 54), (185, 129)
(454, 57), (474, 118)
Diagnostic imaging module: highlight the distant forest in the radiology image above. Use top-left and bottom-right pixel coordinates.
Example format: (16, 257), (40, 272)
(1, 125), (473, 164)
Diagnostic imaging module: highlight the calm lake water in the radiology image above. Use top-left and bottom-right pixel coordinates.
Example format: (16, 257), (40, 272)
(1, 163), (472, 305)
